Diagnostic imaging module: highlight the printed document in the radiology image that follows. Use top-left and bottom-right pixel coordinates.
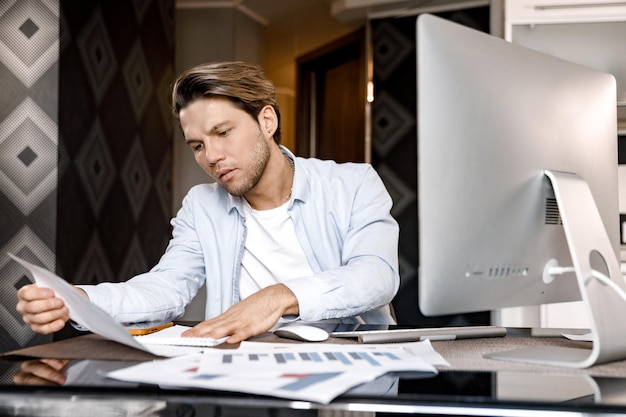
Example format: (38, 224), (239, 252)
(108, 340), (448, 403)
(9, 254), (217, 357)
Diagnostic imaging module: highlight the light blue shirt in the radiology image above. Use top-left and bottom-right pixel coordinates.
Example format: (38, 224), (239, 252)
(81, 147), (400, 325)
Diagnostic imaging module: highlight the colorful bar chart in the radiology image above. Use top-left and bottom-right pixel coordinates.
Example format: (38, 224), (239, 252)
(219, 350), (401, 367)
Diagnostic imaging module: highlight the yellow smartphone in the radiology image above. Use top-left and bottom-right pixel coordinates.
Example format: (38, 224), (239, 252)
(126, 321), (174, 336)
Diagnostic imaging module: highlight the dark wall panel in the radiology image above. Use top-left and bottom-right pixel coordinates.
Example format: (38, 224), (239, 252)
(371, 9), (491, 326)
(57, 0), (175, 285)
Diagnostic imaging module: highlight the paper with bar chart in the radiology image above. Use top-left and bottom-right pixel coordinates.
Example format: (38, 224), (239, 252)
(107, 340), (447, 403)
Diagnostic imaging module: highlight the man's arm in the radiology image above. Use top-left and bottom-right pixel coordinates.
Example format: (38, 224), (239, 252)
(78, 186), (211, 325)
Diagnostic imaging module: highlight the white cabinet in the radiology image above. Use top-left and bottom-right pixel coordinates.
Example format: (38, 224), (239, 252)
(505, 0), (626, 30)
(504, 0), (626, 134)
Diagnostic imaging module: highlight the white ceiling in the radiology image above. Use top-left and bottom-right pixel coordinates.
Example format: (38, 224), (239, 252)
(175, 0), (338, 26)
(174, 0), (488, 26)
(237, 0), (335, 24)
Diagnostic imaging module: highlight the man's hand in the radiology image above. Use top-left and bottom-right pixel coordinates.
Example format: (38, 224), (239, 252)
(16, 284), (87, 334)
(182, 284), (299, 344)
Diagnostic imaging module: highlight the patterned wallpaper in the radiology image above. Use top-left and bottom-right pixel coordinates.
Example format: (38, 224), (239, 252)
(371, 9), (491, 326)
(0, 0), (59, 353)
(0, 0), (174, 354)
(56, 0), (174, 285)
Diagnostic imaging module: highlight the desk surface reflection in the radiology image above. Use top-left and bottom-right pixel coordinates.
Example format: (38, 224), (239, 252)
(4, 355), (626, 416)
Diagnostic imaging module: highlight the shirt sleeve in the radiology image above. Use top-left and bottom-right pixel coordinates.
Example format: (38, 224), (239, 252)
(284, 164), (400, 323)
(78, 188), (207, 324)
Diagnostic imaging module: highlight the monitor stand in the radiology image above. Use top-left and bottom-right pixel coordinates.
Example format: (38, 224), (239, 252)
(485, 169), (626, 368)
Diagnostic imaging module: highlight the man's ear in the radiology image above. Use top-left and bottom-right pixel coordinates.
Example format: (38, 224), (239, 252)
(258, 105), (278, 139)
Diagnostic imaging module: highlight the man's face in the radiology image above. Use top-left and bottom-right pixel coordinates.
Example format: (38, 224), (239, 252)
(179, 97), (270, 197)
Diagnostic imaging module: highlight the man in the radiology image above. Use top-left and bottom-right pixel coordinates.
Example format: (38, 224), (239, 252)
(16, 62), (400, 344)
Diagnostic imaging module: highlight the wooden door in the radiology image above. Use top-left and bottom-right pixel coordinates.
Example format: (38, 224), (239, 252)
(296, 28), (366, 162)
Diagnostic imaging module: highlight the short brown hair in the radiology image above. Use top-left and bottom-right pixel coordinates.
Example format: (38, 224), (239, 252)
(172, 61), (281, 144)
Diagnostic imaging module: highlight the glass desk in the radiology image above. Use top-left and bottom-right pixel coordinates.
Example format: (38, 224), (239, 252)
(3, 358), (626, 416)
(3, 330), (626, 416)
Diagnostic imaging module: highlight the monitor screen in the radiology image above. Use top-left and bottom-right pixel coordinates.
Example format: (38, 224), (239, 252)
(417, 15), (619, 318)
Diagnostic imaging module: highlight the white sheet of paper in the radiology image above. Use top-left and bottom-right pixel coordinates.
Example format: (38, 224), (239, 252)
(108, 341), (443, 404)
(109, 353), (382, 404)
(396, 339), (450, 367)
(563, 332), (593, 342)
(10, 254), (202, 357)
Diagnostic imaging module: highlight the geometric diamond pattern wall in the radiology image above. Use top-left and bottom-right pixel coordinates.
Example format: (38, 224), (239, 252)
(0, 0), (174, 354)
(0, 0), (59, 352)
(57, 0), (174, 286)
(371, 9), (491, 327)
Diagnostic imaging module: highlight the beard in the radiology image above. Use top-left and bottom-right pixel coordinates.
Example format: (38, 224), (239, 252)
(222, 130), (270, 197)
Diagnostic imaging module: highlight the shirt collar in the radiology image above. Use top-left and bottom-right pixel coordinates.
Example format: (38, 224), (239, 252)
(279, 145), (307, 206)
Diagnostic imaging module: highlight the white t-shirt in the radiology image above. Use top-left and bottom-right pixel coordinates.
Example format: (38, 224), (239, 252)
(239, 199), (315, 300)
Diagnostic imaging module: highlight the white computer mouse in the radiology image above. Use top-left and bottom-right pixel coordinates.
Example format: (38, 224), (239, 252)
(273, 324), (329, 342)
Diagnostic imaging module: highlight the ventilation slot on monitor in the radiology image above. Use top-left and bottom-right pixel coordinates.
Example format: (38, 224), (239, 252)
(545, 197), (562, 225)
(487, 266), (529, 278)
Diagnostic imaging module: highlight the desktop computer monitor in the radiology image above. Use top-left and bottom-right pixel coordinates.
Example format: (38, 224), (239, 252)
(417, 14), (624, 368)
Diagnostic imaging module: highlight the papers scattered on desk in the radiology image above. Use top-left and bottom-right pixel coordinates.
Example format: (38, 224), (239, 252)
(9, 254), (214, 357)
(107, 340), (448, 404)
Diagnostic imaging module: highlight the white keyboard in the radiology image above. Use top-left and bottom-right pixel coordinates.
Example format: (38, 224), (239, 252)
(134, 336), (227, 347)
(331, 325), (506, 343)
